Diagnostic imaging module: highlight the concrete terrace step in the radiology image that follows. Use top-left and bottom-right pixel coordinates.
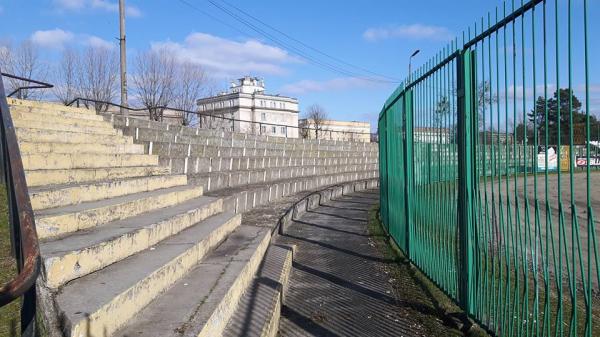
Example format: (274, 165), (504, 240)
(146, 141), (378, 160)
(7, 98), (97, 115)
(29, 174), (187, 210)
(189, 164), (379, 192)
(22, 152), (158, 170)
(25, 166), (171, 187)
(108, 114), (377, 150)
(16, 128), (132, 145)
(115, 224), (271, 337)
(35, 184), (204, 239)
(9, 105), (106, 121)
(223, 244), (294, 337)
(55, 211), (241, 337)
(18, 141), (145, 155)
(128, 127), (376, 152)
(162, 155), (378, 175)
(208, 170), (379, 214)
(13, 118), (120, 136)
(41, 196), (223, 288)
(11, 108), (111, 127)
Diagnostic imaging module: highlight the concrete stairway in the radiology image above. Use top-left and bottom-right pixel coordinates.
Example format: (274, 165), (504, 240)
(105, 115), (378, 214)
(9, 98), (378, 337)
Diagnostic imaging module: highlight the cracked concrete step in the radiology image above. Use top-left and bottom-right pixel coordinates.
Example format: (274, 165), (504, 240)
(223, 244), (294, 337)
(25, 166), (170, 187)
(41, 196), (223, 288)
(115, 224), (272, 337)
(210, 171), (379, 214)
(7, 98), (97, 115)
(18, 141), (145, 155)
(16, 128), (132, 145)
(35, 184), (204, 239)
(54, 210), (241, 337)
(108, 114), (378, 149)
(143, 140), (378, 159)
(13, 118), (120, 136)
(22, 152), (158, 170)
(164, 156), (378, 174)
(9, 105), (106, 121)
(189, 165), (378, 192)
(29, 174), (187, 210)
(10, 107), (114, 129)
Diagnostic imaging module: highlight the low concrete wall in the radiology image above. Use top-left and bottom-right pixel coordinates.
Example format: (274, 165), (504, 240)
(276, 178), (379, 235)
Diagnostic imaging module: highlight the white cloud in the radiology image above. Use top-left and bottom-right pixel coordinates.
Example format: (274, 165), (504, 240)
(363, 24), (452, 42)
(279, 77), (379, 95)
(30, 29), (74, 49)
(85, 35), (115, 49)
(54, 0), (141, 17)
(151, 32), (297, 77)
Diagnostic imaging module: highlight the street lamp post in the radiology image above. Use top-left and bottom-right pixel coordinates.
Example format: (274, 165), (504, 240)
(408, 49), (420, 85)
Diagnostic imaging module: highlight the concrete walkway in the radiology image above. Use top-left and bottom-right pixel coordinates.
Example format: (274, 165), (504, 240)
(277, 189), (462, 337)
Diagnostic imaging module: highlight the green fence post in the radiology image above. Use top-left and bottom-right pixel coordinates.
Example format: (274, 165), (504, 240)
(403, 91), (414, 258)
(457, 49), (476, 315)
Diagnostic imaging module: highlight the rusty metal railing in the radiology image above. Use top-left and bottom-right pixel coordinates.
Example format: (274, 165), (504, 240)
(0, 70), (42, 337)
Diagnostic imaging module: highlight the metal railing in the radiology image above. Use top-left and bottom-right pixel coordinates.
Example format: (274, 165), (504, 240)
(66, 97), (376, 142)
(379, 0), (598, 336)
(0, 73), (53, 99)
(0, 72), (41, 336)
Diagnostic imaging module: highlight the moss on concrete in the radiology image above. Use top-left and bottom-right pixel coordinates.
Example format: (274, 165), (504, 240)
(0, 185), (20, 337)
(367, 205), (490, 337)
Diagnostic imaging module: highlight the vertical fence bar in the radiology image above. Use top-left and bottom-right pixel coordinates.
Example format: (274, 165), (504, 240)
(457, 49), (476, 315)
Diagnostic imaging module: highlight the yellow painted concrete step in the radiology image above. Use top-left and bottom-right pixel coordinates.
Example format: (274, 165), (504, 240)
(25, 166), (170, 187)
(22, 153), (158, 170)
(35, 184), (204, 239)
(13, 119), (120, 136)
(42, 197), (224, 288)
(56, 211), (241, 337)
(18, 141), (145, 155)
(30, 174), (188, 210)
(9, 105), (105, 121)
(11, 109), (113, 129)
(16, 128), (132, 145)
(7, 98), (97, 115)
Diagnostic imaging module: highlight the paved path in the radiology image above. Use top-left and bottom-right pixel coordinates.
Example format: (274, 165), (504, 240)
(277, 189), (462, 337)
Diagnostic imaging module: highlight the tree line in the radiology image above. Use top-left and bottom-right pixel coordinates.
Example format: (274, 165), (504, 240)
(516, 88), (600, 145)
(1, 40), (212, 125)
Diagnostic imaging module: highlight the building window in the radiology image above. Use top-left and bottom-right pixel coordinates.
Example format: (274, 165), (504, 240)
(271, 126), (276, 134)
(261, 113), (266, 121)
(280, 126), (286, 134)
(260, 100), (264, 107)
(260, 125), (266, 134)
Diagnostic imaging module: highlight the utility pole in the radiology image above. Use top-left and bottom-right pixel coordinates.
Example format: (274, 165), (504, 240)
(119, 0), (128, 115)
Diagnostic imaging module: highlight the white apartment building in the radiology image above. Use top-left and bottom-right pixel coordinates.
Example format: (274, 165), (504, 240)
(299, 119), (371, 143)
(196, 76), (299, 138)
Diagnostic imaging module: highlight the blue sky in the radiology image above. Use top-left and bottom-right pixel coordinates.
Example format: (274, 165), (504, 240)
(1, 0), (599, 130)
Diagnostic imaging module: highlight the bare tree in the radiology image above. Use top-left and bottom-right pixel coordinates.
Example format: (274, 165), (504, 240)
(76, 46), (119, 112)
(173, 62), (207, 125)
(2, 41), (48, 100)
(53, 48), (79, 105)
(132, 49), (176, 121)
(304, 104), (328, 139)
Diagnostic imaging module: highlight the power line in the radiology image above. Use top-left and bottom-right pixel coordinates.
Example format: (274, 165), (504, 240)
(175, 0), (399, 83)
(202, 0), (397, 83)
(216, 0), (401, 82)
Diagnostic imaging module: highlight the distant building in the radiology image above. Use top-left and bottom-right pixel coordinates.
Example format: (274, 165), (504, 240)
(413, 127), (452, 143)
(299, 119), (371, 143)
(196, 76), (299, 138)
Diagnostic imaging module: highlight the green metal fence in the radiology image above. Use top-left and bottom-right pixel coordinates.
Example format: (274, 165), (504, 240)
(378, 1), (599, 336)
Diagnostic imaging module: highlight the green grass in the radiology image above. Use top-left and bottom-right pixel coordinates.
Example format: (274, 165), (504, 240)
(367, 205), (490, 337)
(0, 185), (20, 337)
